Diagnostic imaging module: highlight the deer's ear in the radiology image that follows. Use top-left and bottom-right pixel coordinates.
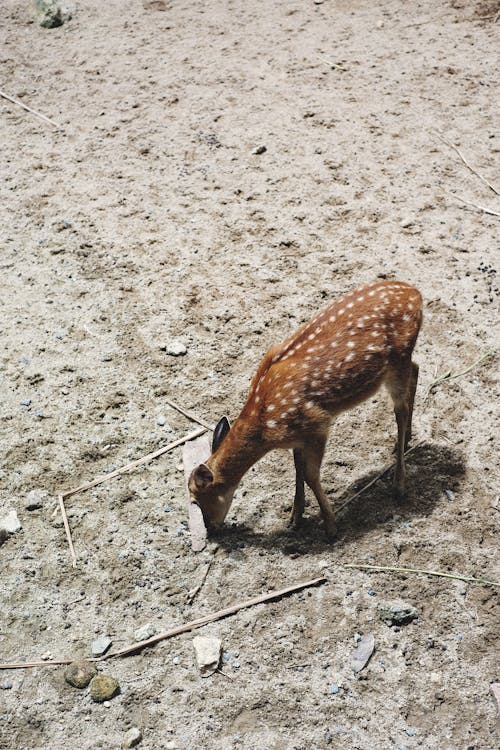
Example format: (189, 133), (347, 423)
(212, 416), (231, 453)
(192, 463), (214, 490)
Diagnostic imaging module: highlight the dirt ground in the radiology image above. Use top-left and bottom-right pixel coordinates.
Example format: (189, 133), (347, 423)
(1, 1), (499, 748)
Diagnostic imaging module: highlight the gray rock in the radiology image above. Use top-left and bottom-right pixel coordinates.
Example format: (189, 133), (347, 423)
(25, 489), (48, 511)
(192, 635), (221, 677)
(378, 599), (419, 626)
(34, 0), (72, 28)
(123, 727), (143, 748)
(156, 416), (167, 426)
(252, 145), (267, 155)
(90, 674), (120, 702)
(134, 623), (156, 642)
(91, 635), (112, 657)
(163, 340), (187, 356)
(0, 510), (22, 534)
(64, 661), (97, 688)
(351, 633), (375, 673)
(0, 680), (13, 690)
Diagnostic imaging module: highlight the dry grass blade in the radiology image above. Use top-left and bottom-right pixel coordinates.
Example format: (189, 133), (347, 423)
(62, 426), (208, 499)
(446, 191), (500, 217)
(0, 89), (61, 128)
(335, 441), (424, 515)
(425, 351), (495, 399)
(343, 563), (500, 587)
(437, 133), (499, 196)
(58, 494), (77, 568)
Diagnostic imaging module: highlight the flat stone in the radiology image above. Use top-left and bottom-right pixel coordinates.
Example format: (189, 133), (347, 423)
(0, 510), (22, 534)
(351, 633), (375, 673)
(123, 726), (143, 748)
(134, 623), (156, 642)
(90, 674), (120, 702)
(64, 661), (97, 689)
(378, 599), (420, 626)
(192, 635), (221, 677)
(34, 0), (72, 28)
(91, 636), (112, 657)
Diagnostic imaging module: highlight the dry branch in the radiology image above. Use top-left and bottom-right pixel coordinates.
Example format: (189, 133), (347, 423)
(437, 133), (499, 196)
(0, 576), (326, 670)
(62, 426), (208, 499)
(165, 398), (214, 430)
(425, 351), (495, 399)
(0, 89), (61, 128)
(446, 191), (500, 217)
(343, 563), (499, 587)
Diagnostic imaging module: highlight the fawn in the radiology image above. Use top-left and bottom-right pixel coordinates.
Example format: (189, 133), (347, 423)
(189, 280), (422, 537)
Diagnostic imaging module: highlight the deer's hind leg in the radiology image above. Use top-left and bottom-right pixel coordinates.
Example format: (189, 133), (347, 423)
(289, 448), (306, 528)
(385, 357), (414, 499)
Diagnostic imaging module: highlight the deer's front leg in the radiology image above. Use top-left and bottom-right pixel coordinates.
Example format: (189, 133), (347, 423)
(289, 448), (305, 528)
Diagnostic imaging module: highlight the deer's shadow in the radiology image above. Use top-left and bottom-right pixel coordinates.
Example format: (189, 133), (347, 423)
(213, 441), (466, 556)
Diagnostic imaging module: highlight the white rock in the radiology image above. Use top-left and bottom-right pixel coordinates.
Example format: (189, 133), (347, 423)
(0, 510), (22, 534)
(25, 489), (48, 511)
(123, 726), (143, 748)
(134, 623), (156, 642)
(91, 636), (112, 657)
(164, 340), (187, 356)
(192, 635), (222, 677)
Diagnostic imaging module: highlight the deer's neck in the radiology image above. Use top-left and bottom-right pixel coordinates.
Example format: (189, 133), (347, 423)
(208, 417), (266, 488)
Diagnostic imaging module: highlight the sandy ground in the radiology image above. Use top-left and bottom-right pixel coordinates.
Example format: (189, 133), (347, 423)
(1, 1), (499, 748)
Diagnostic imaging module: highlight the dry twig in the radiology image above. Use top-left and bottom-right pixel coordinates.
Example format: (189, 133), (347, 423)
(0, 89), (61, 128)
(343, 563), (499, 587)
(62, 426), (208, 499)
(0, 576), (326, 670)
(187, 554), (217, 604)
(425, 351), (495, 399)
(445, 191), (500, 217)
(165, 398), (214, 430)
(58, 494), (77, 568)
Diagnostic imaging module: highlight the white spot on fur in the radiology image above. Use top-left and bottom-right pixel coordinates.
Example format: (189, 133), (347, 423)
(267, 420), (277, 428)
(267, 404), (275, 412)
(347, 340), (355, 348)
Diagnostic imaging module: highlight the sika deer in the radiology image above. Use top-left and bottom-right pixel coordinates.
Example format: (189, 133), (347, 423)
(189, 280), (422, 538)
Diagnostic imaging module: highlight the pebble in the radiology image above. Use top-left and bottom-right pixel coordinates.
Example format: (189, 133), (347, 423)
(251, 145), (267, 155)
(0, 510), (22, 534)
(192, 636), (222, 677)
(378, 600), (419, 626)
(156, 416), (167, 426)
(405, 728), (416, 737)
(91, 635), (112, 657)
(351, 633), (375, 673)
(25, 489), (48, 511)
(20, 399), (32, 407)
(163, 340), (187, 356)
(35, 0), (72, 29)
(123, 726), (143, 748)
(445, 489), (455, 501)
(0, 680), (13, 690)
(134, 623), (156, 642)
(353, 632), (362, 643)
(328, 683), (340, 695)
(90, 674), (120, 702)
(64, 661), (97, 689)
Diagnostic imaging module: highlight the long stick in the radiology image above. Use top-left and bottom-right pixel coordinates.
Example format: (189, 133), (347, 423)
(164, 398), (214, 430)
(58, 494), (77, 568)
(107, 575), (326, 658)
(0, 89), (61, 128)
(62, 426), (208, 499)
(0, 576), (326, 670)
(335, 441), (424, 514)
(343, 563), (499, 587)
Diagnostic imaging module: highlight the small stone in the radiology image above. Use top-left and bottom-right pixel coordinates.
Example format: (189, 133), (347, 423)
(163, 340), (187, 356)
(328, 683), (339, 694)
(353, 632), (362, 643)
(90, 674), (120, 702)
(21, 399), (32, 407)
(490, 682), (500, 714)
(444, 489), (455, 501)
(25, 489), (48, 511)
(64, 661), (97, 689)
(405, 728), (416, 737)
(123, 727), (143, 748)
(0, 510), (22, 534)
(400, 217), (414, 229)
(378, 600), (419, 626)
(0, 680), (13, 690)
(251, 145), (267, 155)
(351, 633), (375, 673)
(192, 635), (222, 677)
(156, 416), (167, 426)
(91, 636), (112, 657)
(165, 742), (178, 750)
(34, 0), (72, 28)
(134, 623), (156, 642)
